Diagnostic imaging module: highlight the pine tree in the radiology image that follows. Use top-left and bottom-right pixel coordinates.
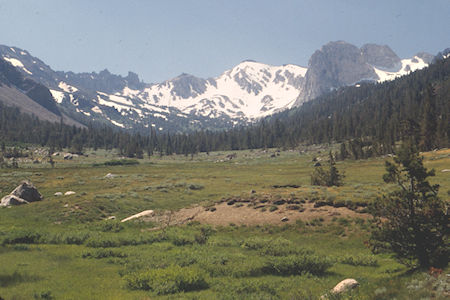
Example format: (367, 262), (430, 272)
(370, 142), (448, 268)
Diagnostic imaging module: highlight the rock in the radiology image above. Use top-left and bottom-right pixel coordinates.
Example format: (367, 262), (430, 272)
(107, 216), (116, 220)
(104, 173), (117, 179)
(63, 204), (69, 207)
(281, 217), (289, 222)
(0, 195), (29, 207)
(63, 153), (73, 160)
(11, 181), (42, 203)
(250, 189), (256, 194)
(273, 199), (286, 205)
(54, 192), (63, 196)
(64, 191), (76, 196)
(314, 162), (322, 167)
(121, 210), (154, 222)
(52, 152), (60, 156)
(441, 169), (450, 172)
(331, 278), (359, 294)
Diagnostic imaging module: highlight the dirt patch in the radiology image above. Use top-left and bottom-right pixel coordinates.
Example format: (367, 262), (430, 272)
(138, 194), (370, 227)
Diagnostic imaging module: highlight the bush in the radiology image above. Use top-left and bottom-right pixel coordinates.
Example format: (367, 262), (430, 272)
(93, 159), (139, 167)
(2, 230), (42, 245)
(82, 249), (128, 259)
(340, 254), (378, 266)
(124, 265), (208, 294)
(263, 254), (333, 276)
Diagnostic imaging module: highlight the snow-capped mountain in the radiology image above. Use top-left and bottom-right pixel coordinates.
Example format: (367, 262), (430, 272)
(0, 42), (434, 132)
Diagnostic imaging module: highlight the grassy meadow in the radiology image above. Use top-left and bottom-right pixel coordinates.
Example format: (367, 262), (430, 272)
(0, 147), (449, 299)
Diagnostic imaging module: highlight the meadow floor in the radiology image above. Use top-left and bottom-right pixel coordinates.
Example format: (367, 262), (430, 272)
(0, 148), (448, 299)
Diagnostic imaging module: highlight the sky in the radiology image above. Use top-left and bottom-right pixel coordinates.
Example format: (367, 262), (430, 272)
(0, 0), (449, 83)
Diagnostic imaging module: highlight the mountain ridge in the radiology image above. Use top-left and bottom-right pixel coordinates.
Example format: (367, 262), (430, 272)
(0, 42), (434, 132)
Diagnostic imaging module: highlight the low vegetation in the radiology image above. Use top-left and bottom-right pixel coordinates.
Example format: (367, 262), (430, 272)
(0, 146), (448, 299)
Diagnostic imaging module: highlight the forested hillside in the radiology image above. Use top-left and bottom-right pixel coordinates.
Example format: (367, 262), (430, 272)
(0, 56), (449, 157)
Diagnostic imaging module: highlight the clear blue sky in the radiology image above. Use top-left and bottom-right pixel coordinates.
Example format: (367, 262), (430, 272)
(0, 0), (449, 83)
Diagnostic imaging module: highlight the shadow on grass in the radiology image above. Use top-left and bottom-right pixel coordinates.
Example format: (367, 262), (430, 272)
(0, 271), (42, 287)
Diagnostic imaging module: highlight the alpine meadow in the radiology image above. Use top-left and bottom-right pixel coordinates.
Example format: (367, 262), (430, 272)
(0, 1), (449, 299)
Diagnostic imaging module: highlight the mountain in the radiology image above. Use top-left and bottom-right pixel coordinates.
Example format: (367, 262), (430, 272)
(294, 41), (432, 105)
(0, 55), (83, 127)
(0, 42), (433, 132)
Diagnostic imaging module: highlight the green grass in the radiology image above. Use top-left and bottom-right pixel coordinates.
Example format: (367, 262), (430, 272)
(0, 147), (448, 299)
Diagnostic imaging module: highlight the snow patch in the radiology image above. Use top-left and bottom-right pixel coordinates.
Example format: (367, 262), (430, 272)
(58, 81), (78, 93)
(50, 89), (65, 103)
(3, 57), (33, 75)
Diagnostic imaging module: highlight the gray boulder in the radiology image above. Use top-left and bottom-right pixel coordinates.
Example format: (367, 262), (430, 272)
(11, 181), (43, 203)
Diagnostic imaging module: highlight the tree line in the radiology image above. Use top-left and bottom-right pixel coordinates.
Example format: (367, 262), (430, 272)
(0, 57), (449, 157)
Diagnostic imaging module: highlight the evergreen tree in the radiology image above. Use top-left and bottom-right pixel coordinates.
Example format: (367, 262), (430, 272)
(370, 142), (448, 268)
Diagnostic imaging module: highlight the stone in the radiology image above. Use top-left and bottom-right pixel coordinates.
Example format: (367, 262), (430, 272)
(104, 173), (117, 179)
(107, 216), (116, 220)
(121, 210), (154, 222)
(63, 153), (73, 160)
(10, 181), (42, 203)
(64, 191), (76, 196)
(281, 217), (289, 222)
(0, 195), (29, 207)
(54, 192), (63, 196)
(331, 278), (359, 294)
(441, 169), (450, 172)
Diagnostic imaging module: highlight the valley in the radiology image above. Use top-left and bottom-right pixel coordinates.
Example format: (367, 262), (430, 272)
(0, 147), (448, 299)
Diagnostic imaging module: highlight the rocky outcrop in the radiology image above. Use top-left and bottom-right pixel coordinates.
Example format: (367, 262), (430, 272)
(295, 41), (378, 105)
(361, 44), (401, 71)
(0, 181), (42, 207)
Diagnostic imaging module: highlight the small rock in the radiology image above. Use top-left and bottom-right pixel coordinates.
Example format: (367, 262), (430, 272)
(121, 210), (154, 222)
(441, 169), (450, 172)
(104, 173), (117, 179)
(331, 278), (359, 294)
(63, 204), (69, 207)
(54, 192), (63, 196)
(64, 191), (76, 196)
(209, 207), (217, 212)
(63, 153), (73, 160)
(250, 189), (256, 194)
(281, 217), (289, 222)
(107, 216), (116, 220)
(0, 195), (29, 207)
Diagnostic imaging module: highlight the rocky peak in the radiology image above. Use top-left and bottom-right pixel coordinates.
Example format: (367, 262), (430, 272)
(296, 41), (378, 104)
(169, 73), (209, 99)
(361, 43), (401, 71)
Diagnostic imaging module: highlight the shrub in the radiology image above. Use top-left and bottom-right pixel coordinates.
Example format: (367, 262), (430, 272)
(2, 230), (42, 245)
(263, 254), (333, 276)
(93, 159), (139, 167)
(82, 249), (128, 259)
(340, 254), (378, 266)
(124, 265), (208, 294)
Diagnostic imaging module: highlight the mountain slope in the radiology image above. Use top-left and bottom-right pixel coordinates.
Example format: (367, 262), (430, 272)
(0, 56), (83, 127)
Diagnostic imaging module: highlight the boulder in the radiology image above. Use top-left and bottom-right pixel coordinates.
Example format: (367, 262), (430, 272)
(281, 217), (289, 222)
(64, 191), (76, 196)
(121, 210), (154, 222)
(10, 181), (42, 203)
(54, 192), (63, 196)
(331, 278), (359, 294)
(0, 195), (29, 207)
(104, 173), (117, 179)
